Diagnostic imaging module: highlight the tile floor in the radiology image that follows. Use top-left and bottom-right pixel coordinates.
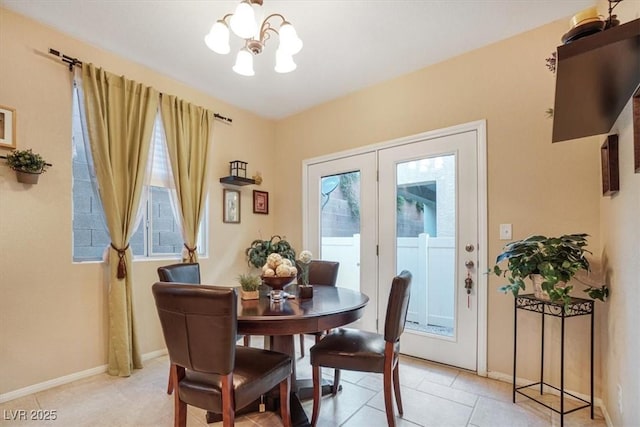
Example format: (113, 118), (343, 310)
(0, 337), (606, 427)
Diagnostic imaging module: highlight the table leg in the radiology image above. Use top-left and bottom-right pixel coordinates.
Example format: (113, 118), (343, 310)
(271, 335), (297, 389)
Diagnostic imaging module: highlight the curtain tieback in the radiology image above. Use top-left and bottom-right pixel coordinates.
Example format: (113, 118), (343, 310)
(110, 243), (130, 279)
(184, 243), (197, 263)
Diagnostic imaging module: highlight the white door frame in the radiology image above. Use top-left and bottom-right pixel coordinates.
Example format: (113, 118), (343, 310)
(302, 120), (487, 376)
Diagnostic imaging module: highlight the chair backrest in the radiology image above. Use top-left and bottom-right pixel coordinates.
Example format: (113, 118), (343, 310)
(298, 260), (340, 286)
(383, 270), (412, 343)
(157, 263), (201, 284)
(152, 282), (236, 375)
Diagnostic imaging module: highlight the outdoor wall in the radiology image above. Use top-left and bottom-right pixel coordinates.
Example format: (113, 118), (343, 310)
(0, 8), (278, 396)
(596, 2), (640, 425)
(275, 17), (605, 398)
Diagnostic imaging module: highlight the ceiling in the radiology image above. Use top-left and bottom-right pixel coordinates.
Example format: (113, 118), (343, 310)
(1, 0), (594, 119)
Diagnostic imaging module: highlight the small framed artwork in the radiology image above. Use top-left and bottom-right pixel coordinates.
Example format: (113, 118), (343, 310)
(0, 105), (16, 149)
(633, 86), (639, 173)
(253, 190), (269, 214)
(223, 189), (240, 223)
(601, 134), (619, 196)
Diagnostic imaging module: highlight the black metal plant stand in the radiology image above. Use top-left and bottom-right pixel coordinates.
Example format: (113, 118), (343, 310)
(513, 294), (594, 427)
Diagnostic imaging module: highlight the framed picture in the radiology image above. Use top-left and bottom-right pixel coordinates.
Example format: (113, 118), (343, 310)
(633, 86), (639, 173)
(253, 190), (269, 214)
(0, 105), (16, 149)
(601, 134), (619, 196)
(223, 189), (240, 223)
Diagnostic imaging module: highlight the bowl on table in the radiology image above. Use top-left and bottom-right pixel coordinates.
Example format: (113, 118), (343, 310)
(261, 275), (295, 290)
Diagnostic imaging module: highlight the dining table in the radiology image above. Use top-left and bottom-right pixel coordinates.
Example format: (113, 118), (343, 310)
(207, 284), (369, 427)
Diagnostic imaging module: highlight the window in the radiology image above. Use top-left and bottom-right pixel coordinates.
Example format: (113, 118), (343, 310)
(72, 87), (207, 262)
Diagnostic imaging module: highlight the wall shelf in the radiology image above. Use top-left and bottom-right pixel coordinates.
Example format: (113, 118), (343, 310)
(552, 18), (640, 143)
(219, 176), (255, 186)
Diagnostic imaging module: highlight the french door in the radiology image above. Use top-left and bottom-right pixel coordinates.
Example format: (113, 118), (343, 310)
(304, 122), (486, 372)
(305, 152), (378, 332)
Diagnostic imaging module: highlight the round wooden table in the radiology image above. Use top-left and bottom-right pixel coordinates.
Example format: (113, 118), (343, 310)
(237, 285), (369, 426)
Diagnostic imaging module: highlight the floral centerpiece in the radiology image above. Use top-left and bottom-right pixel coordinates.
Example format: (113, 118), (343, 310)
(297, 250), (313, 286)
(260, 253), (297, 290)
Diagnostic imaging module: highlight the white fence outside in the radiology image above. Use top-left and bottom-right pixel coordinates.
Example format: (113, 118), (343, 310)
(322, 233), (454, 329)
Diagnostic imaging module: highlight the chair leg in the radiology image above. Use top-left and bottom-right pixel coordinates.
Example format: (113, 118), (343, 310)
(311, 365), (322, 427)
(299, 334), (305, 357)
(279, 376), (291, 427)
(393, 362), (403, 415)
(172, 365), (187, 427)
(221, 373), (235, 427)
(383, 344), (397, 427)
(174, 392), (187, 427)
(243, 335), (250, 346)
(332, 369), (341, 395)
(383, 368), (396, 427)
(166, 368), (174, 395)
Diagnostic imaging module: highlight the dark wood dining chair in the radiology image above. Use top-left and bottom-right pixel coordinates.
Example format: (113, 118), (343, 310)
(157, 262), (248, 396)
(157, 262), (201, 284)
(152, 283), (292, 427)
(296, 260), (340, 357)
(309, 270), (411, 427)
(157, 263), (201, 395)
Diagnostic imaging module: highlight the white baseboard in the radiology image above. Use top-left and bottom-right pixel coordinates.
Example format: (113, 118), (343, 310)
(600, 401), (614, 427)
(488, 370), (610, 424)
(0, 349), (168, 404)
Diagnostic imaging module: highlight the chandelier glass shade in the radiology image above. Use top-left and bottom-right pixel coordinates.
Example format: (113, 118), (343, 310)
(204, 0), (303, 76)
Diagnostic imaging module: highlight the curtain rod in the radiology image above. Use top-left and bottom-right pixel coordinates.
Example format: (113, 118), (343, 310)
(48, 48), (233, 125)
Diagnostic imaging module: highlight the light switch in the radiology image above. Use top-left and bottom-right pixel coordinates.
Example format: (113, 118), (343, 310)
(500, 224), (512, 240)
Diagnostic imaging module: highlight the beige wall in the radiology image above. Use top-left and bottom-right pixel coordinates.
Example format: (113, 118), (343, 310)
(2, 4), (638, 420)
(275, 19), (605, 395)
(0, 8), (278, 395)
(596, 1), (640, 425)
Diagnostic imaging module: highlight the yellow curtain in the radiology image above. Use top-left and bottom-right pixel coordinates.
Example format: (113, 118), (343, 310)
(81, 63), (159, 376)
(159, 95), (214, 263)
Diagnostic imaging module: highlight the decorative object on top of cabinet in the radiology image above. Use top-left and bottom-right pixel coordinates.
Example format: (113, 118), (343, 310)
(601, 135), (619, 196)
(490, 234), (609, 308)
(552, 17), (640, 143)
(252, 171), (263, 185)
(219, 159), (256, 186)
(0, 105), (16, 149)
(3, 148), (52, 184)
(253, 190), (268, 214)
(223, 188), (241, 223)
(633, 86), (640, 173)
(560, 6), (605, 45)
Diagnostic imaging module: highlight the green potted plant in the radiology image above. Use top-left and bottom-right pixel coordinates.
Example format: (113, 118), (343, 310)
(490, 233), (608, 306)
(245, 235), (296, 269)
(238, 273), (261, 300)
(5, 148), (49, 184)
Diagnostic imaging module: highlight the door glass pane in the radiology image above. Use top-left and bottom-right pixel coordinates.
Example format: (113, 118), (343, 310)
(320, 172), (360, 293)
(396, 155), (455, 337)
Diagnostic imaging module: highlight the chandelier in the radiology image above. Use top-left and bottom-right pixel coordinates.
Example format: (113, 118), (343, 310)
(204, 0), (303, 76)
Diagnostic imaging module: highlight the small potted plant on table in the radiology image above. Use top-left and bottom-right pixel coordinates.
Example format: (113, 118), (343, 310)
(238, 273), (261, 300)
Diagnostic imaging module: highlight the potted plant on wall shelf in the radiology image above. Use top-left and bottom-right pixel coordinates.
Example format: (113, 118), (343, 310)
(5, 148), (49, 184)
(490, 233), (608, 307)
(238, 273), (261, 300)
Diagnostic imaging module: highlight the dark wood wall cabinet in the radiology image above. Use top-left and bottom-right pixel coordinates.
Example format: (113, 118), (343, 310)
(552, 18), (640, 143)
